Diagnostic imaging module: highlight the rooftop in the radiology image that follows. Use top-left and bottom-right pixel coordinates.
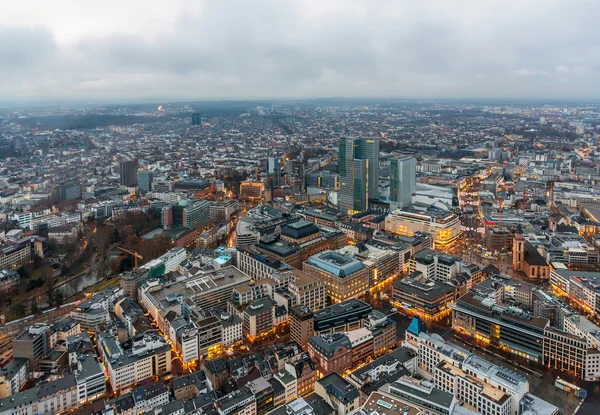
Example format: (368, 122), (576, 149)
(306, 250), (364, 277)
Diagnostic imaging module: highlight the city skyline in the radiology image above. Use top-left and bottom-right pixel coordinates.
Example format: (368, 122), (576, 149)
(1, 0), (600, 105)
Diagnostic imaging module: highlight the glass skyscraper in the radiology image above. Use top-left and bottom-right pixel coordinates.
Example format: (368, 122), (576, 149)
(338, 137), (379, 214)
(389, 156), (416, 210)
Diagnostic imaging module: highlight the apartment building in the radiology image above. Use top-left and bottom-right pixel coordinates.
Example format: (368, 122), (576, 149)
(0, 358), (28, 398)
(550, 268), (600, 315)
(99, 332), (171, 392)
(243, 298), (277, 339)
(70, 286), (123, 329)
(288, 269), (326, 312)
(290, 306), (314, 351)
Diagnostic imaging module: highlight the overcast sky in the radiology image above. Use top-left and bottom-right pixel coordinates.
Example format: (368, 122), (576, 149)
(0, 0), (598, 104)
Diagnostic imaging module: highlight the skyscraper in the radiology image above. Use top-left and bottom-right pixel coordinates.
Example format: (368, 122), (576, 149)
(119, 160), (138, 187)
(338, 137), (379, 214)
(267, 156), (281, 187)
(137, 170), (153, 192)
(389, 156), (416, 210)
(191, 113), (202, 125)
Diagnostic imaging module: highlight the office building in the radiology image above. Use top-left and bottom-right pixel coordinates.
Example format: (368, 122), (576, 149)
(120, 160), (138, 187)
(288, 269), (327, 312)
(240, 181), (265, 200)
(303, 250), (370, 304)
(161, 199), (211, 230)
(13, 325), (50, 373)
(390, 157), (416, 210)
(410, 249), (463, 282)
(268, 157), (282, 187)
(57, 179), (81, 202)
(392, 271), (459, 319)
(451, 289), (549, 363)
(139, 266), (250, 323)
(385, 207), (462, 248)
(210, 200), (239, 222)
(338, 137), (379, 215)
(243, 298), (277, 339)
(192, 112), (202, 125)
(313, 298), (372, 334)
(137, 170), (153, 192)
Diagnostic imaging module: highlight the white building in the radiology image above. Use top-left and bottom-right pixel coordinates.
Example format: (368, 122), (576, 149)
(160, 247), (187, 273)
(74, 354), (106, 405)
(0, 375), (78, 415)
(132, 382), (171, 413)
(405, 324), (529, 415)
(385, 207), (462, 248)
(99, 332), (171, 392)
(70, 286), (123, 329)
(219, 312), (243, 346)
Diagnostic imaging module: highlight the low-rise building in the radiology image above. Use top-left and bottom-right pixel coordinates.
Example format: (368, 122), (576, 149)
(308, 333), (353, 376)
(0, 358), (28, 398)
(314, 373), (360, 415)
(70, 286), (123, 329)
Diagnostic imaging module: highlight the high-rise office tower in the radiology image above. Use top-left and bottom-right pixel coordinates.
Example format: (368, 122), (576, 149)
(389, 156), (416, 210)
(119, 160), (138, 187)
(338, 137), (379, 214)
(267, 157), (281, 187)
(137, 170), (153, 192)
(191, 113), (202, 125)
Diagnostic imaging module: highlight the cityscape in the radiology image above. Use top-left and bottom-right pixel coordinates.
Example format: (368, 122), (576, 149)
(1, 2), (600, 415)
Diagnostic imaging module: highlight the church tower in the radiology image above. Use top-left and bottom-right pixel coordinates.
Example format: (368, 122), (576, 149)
(512, 225), (524, 271)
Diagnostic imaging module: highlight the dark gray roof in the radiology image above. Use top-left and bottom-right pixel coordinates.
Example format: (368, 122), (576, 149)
(304, 393), (335, 415)
(0, 375), (76, 412)
(309, 333), (351, 358)
(318, 373), (359, 404)
(0, 358), (28, 380)
(281, 220), (320, 240)
(133, 381), (169, 403)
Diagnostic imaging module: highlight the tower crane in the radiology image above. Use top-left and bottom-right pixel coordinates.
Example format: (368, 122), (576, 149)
(118, 247), (143, 269)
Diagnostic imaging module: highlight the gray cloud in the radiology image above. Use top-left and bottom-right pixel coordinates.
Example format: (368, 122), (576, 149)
(0, 0), (599, 104)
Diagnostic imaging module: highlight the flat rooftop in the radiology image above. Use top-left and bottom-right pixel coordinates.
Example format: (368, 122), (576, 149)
(141, 266), (250, 306)
(306, 250), (364, 277)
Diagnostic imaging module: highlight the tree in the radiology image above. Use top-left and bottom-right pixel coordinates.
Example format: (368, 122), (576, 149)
(53, 291), (64, 306)
(46, 274), (57, 307)
(9, 303), (26, 320)
(30, 298), (39, 315)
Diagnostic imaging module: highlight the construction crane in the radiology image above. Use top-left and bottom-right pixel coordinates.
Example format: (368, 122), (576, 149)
(118, 247), (143, 269)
